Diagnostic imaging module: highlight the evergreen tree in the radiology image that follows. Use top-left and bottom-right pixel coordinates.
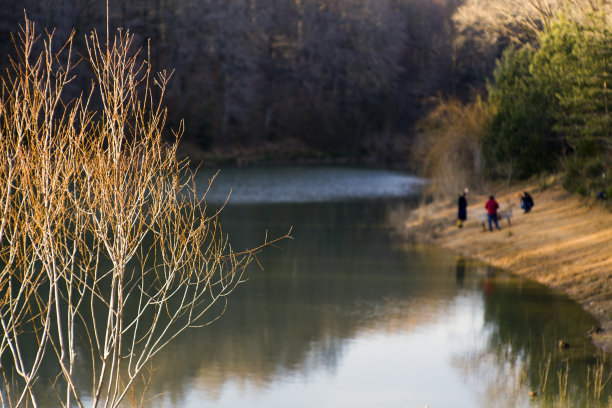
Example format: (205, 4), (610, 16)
(531, 12), (612, 193)
(564, 13), (612, 153)
(483, 46), (558, 180)
(533, 12), (612, 156)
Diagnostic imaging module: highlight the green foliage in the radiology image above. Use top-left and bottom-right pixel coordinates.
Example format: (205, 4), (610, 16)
(529, 11), (612, 195)
(532, 12), (612, 153)
(561, 157), (582, 193)
(483, 11), (612, 195)
(483, 46), (559, 180)
(562, 156), (612, 196)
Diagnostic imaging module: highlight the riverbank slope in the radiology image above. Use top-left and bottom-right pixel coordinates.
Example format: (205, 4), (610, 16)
(403, 180), (612, 352)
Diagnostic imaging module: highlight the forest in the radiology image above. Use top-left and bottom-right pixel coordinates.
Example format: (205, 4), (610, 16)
(1, 0), (610, 191)
(0, 0), (494, 163)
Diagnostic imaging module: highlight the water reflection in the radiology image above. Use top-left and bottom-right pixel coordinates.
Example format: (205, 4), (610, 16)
(482, 265), (496, 296)
(136, 193), (609, 408)
(8, 167), (610, 407)
(456, 261), (609, 407)
(455, 255), (466, 287)
(127, 201), (464, 406)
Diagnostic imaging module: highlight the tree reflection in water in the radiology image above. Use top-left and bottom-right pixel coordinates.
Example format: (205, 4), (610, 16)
(13, 165), (609, 407)
(456, 260), (611, 407)
(133, 198), (609, 408)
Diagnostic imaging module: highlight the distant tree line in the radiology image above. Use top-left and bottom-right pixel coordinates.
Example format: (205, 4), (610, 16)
(0, 0), (502, 161)
(6, 0), (604, 183)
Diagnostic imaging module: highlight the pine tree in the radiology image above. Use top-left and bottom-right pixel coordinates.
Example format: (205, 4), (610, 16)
(531, 12), (612, 193)
(564, 12), (612, 152)
(533, 12), (612, 156)
(483, 46), (558, 180)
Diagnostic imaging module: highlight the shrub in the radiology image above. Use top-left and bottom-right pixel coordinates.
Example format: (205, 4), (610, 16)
(412, 97), (487, 200)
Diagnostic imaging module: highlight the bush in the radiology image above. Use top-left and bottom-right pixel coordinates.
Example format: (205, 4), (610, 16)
(562, 156), (611, 196)
(562, 157), (585, 193)
(412, 98), (487, 199)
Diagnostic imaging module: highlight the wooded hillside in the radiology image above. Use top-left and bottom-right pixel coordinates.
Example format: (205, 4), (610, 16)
(5, 0), (605, 173)
(0, 0), (494, 160)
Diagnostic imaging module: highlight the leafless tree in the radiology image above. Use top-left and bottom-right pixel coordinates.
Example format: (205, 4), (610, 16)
(0, 16), (289, 408)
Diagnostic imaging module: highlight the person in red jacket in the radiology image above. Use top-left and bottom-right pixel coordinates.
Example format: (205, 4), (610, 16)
(485, 195), (501, 231)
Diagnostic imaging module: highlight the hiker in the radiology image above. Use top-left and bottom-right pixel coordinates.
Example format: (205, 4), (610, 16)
(520, 191), (534, 213)
(485, 195), (501, 231)
(457, 188), (468, 228)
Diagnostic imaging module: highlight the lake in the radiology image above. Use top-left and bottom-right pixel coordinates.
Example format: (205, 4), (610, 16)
(8, 166), (608, 407)
(127, 166), (609, 408)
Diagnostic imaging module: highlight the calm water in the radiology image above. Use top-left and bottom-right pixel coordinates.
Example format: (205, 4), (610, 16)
(130, 166), (609, 408)
(11, 166), (609, 407)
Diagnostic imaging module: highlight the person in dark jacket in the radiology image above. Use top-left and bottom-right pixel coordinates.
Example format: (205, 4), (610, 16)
(520, 192), (534, 213)
(485, 195), (501, 231)
(457, 189), (468, 228)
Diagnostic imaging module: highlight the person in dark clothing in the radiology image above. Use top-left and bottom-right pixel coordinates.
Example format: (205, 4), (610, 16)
(485, 195), (501, 231)
(457, 189), (468, 228)
(520, 192), (534, 213)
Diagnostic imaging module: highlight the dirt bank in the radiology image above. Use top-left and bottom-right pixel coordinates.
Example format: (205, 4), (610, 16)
(403, 180), (612, 352)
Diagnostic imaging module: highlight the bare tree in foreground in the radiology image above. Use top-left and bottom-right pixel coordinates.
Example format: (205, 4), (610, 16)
(0, 17), (289, 408)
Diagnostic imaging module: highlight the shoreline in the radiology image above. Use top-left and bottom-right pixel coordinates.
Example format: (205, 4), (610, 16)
(402, 180), (612, 353)
(176, 139), (412, 170)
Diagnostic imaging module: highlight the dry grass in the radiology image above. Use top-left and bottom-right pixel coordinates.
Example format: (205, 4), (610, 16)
(413, 98), (487, 200)
(453, 0), (612, 45)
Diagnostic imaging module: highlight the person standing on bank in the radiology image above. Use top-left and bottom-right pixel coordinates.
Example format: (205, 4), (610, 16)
(520, 191), (534, 213)
(457, 189), (468, 228)
(485, 195), (501, 231)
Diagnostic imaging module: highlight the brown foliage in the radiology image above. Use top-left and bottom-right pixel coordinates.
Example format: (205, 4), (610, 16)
(413, 98), (488, 200)
(0, 16), (289, 407)
(453, 0), (612, 45)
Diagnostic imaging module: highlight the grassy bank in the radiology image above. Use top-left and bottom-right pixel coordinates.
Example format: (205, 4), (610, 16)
(401, 178), (612, 353)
